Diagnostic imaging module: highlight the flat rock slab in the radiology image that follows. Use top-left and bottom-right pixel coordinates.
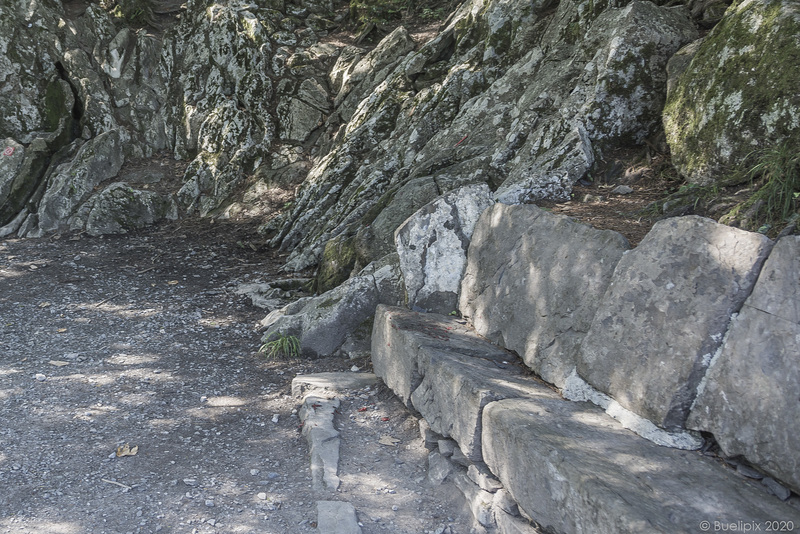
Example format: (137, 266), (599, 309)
(689, 235), (800, 493)
(316, 501), (362, 534)
(483, 397), (800, 534)
(372, 305), (559, 461)
(300, 396), (341, 492)
(578, 216), (772, 429)
(292, 372), (378, 398)
(459, 203), (629, 388)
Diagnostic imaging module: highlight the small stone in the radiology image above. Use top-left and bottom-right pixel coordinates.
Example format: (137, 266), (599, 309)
(205, 499), (215, 507)
(391, 505), (399, 511)
(206, 519), (216, 526)
(183, 478), (198, 486)
(351, 365), (360, 372)
(250, 469), (260, 476)
(736, 464), (763, 480)
(257, 492), (268, 500)
(267, 471), (280, 480)
(35, 374), (46, 382)
(762, 477), (792, 501)
(272, 414), (279, 423)
(611, 185), (633, 195)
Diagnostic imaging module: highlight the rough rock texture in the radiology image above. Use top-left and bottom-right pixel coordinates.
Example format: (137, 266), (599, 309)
(260, 254), (404, 357)
(300, 395), (341, 492)
(578, 216), (773, 430)
(688, 236), (800, 493)
(395, 183), (494, 314)
(271, 0), (698, 275)
(71, 182), (178, 236)
(316, 501), (362, 534)
(371, 305), (560, 461)
(482, 397), (800, 534)
(459, 203), (629, 389)
(663, 0), (800, 184)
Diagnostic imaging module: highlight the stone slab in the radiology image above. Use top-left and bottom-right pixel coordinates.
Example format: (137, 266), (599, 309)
(459, 203), (629, 388)
(316, 501), (362, 534)
(299, 396), (341, 492)
(372, 305), (559, 460)
(689, 235), (800, 493)
(394, 183), (494, 315)
(483, 397), (800, 534)
(292, 372), (378, 398)
(577, 216), (772, 430)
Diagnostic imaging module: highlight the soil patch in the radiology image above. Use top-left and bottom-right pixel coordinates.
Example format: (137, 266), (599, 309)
(0, 221), (471, 534)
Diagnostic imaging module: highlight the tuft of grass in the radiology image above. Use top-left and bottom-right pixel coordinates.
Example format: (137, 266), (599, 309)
(259, 333), (301, 359)
(745, 141), (800, 224)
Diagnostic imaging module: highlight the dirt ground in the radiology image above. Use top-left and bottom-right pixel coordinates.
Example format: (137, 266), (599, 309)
(0, 220), (471, 534)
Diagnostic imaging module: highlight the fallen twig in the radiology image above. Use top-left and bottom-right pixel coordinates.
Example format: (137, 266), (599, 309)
(101, 478), (131, 490)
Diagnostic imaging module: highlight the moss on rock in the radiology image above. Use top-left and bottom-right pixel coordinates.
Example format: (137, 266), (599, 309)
(663, 0), (800, 185)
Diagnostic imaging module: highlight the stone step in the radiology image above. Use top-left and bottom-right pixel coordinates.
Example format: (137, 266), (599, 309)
(316, 501), (362, 534)
(372, 305), (800, 534)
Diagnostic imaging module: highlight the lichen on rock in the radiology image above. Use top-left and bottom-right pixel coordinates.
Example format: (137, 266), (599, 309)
(663, 0), (800, 184)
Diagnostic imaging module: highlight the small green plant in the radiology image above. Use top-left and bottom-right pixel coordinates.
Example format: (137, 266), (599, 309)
(420, 7), (446, 20)
(746, 141), (800, 223)
(259, 333), (301, 359)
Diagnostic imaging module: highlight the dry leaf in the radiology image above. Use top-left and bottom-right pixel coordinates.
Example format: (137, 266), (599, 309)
(378, 435), (400, 446)
(167, 280), (179, 285)
(49, 360), (70, 367)
(57, 328), (67, 333)
(116, 444), (139, 457)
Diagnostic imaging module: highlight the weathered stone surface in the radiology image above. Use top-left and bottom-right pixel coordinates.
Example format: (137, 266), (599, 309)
(36, 130), (125, 234)
(453, 470), (496, 528)
(316, 501), (362, 534)
(272, 0), (697, 274)
(483, 397), (800, 534)
(578, 216), (772, 430)
(291, 372), (378, 399)
(688, 236), (800, 493)
(395, 183), (494, 314)
(261, 254), (403, 357)
(299, 395), (341, 492)
(71, 182), (178, 236)
(372, 305), (560, 461)
(663, 0), (800, 184)
(460, 204), (629, 389)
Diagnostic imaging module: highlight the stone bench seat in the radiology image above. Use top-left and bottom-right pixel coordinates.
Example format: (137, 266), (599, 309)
(372, 304), (800, 533)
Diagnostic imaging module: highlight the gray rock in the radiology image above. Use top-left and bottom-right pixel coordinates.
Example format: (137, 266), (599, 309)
(299, 396), (341, 492)
(494, 509), (540, 534)
(428, 452), (453, 486)
(467, 463), (504, 493)
(72, 182), (178, 236)
(762, 478), (792, 501)
(664, 0), (800, 184)
(578, 216), (772, 430)
(482, 398), (800, 534)
(395, 183), (494, 315)
(261, 254), (404, 357)
(460, 204), (629, 389)
(316, 501), (362, 534)
(36, 130), (125, 234)
(372, 305), (560, 461)
(688, 236), (800, 493)
(291, 373), (378, 398)
(453, 470), (496, 528)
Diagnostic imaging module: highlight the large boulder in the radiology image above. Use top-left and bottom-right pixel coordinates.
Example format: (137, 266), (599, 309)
(663, 0), (800, 184)
(395, 183), (494, 315)
(71, 182), (178, 236)
(577, 216), (772, 431)
(460, 204), (629, 389)
(271, 0), (698, 273)
(688, 236), (800, 493)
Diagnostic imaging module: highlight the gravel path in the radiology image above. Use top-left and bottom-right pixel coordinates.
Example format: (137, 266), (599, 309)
(0, 222), (470, 534)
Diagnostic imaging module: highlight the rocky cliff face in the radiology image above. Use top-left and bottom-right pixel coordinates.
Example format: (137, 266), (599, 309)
(1, 0), (797, 276)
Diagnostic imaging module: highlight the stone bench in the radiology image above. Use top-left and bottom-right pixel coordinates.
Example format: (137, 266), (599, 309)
(372, 304), (800, 533)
